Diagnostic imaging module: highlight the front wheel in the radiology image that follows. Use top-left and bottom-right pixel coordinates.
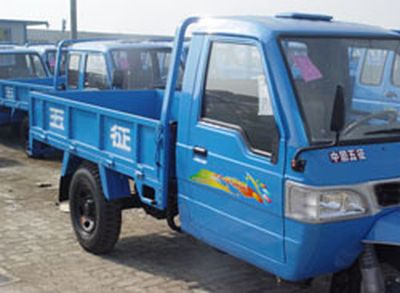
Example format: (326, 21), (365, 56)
(330, 245), (400, 293)
(69, 164), (121, 254)
(330, 262), (361, 293)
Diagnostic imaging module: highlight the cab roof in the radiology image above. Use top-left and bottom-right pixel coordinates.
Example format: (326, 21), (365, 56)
(0, 45), (40, 55)
(69, 39), (174, 53)
(27, 44), (57, 54)
(193, 14), (399, 39)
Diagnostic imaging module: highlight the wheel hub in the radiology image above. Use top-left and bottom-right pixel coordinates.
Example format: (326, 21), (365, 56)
(79, 198), (95, 233)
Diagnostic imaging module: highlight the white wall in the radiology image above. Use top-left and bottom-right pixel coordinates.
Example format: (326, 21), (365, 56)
(0, 23), (26, 44)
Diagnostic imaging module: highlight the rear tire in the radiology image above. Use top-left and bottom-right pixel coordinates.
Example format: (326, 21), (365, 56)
(69, 164), (121, 254)
(10, 122), (20, 137)
(20, 116), (31, 156)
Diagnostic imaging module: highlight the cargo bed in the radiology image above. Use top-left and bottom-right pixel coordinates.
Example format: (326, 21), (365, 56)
(0, 78), (54, 111)
(30, 89), (167, 205)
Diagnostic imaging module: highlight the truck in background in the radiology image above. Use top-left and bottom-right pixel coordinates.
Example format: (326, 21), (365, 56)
(0, 45), (49, 79)
(0, 39), (180, 151)
(62, 40), (179, 91)
(27, 43), (67, 76)
(350, 48), (400, 115)
(0, 45), (50, 139)
(28, 15), (400, 292)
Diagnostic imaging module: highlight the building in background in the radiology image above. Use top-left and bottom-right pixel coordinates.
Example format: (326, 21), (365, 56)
(28, 29), (171, 44)
(0, 19), (49, 44)
(0, 18), (171, 45)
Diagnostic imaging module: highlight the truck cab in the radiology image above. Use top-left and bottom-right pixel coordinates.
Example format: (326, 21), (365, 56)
(351, 48), (400, 113)
(0, 39), (179, 150)
(0, 45), (50, 129)
(0, 46), (48, 80)
(64, 40), (179, 91)
(28, 15), (400, 292)
(27, 43), (67, 76)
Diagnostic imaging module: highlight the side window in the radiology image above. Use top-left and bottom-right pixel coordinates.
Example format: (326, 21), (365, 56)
(67, 54), (81, 89)
(84, 54), (109, 90)
(392, 54), (400, 87)
(136, 51), (155, 88)
(202, 42), (279, 156)
(360, 49), (388, 86)
(156, 50), (183, 87)
(30, 54), (47, 78)
(46, 51), (57, 75)
(348, 48), (364, 79)
(157, 51), (170, 80)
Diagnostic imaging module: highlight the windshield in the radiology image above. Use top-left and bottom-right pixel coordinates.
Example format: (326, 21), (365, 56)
(111, 48), (183, 90)
(0, 53), (47, 79)
(281, 37), (400, 144)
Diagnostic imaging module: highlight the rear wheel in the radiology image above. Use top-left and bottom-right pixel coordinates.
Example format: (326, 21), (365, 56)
(10, 122), (20, 137)
(69, 164), (121, 254)
(19, 116), (30, 156)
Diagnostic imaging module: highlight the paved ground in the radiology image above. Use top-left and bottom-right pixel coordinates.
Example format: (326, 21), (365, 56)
(0, 127), (330, 293)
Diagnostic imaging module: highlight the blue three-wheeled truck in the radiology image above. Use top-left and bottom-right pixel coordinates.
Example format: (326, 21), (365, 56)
(0, 39), (177, 152)
(27, 14), (400, 292)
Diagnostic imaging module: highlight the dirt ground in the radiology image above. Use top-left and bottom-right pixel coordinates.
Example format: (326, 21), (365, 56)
(0, 127), (330, 293)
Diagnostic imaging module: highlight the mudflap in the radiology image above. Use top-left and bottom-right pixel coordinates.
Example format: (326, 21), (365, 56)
(363, 211), (400, 246)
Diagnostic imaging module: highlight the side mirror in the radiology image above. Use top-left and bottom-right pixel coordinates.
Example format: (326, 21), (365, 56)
(112, 70), (125, 89)
(330, 85), (346, 133)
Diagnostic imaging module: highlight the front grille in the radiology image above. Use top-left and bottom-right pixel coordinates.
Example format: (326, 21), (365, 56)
(375, 182), (400, 207)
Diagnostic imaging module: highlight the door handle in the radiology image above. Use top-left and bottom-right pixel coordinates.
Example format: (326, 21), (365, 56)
(193, 146), (208, 157)
(385, 91), (398, 99)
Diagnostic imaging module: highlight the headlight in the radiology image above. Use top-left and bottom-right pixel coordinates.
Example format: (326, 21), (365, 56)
(285, 182), (368, 223)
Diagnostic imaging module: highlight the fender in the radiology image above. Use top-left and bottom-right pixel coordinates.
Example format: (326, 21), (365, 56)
(97, 165), (131, 201)
(363, 210), (400, 246)
(59, 152), (132, 202)
(59, 152), (82, 202)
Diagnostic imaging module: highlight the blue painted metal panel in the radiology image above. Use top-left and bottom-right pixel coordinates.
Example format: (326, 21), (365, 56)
(176, 33), (286, 265)
(364, 211), (400, 246)
(98, 165), (131, 200)
(285, 142), (400, 185)
(29, 89), (163, 207)
(0, 78), (53, 112)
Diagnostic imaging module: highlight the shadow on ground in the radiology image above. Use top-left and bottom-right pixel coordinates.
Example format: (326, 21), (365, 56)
(102, 232), (327, 293)
(0, 125), (62, 162)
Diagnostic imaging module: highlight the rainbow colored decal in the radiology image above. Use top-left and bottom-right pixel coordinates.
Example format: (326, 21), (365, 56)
(190, 169), (272, 205)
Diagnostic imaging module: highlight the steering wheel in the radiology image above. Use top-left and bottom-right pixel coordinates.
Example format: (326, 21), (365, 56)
(342, 109), (398, 136)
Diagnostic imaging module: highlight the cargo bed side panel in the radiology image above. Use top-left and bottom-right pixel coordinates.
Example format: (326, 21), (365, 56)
(30, 91), (162, 204)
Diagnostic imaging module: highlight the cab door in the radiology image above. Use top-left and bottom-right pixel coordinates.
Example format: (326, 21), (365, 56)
(66, 52), (84, 91)
(178, 36), (286, 264)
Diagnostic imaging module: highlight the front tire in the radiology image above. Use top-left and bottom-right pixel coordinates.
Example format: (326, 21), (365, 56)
(330, 247), (400, 293)
(330, 262), (361, 293)
(69, 164), (121, 254)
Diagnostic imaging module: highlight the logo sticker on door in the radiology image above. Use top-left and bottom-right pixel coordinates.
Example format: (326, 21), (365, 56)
(191, 169), (272, 205)
(329, 148), (366, 163)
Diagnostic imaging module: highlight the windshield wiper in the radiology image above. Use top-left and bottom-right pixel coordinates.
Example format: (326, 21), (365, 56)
(364, 128), (400, 136)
